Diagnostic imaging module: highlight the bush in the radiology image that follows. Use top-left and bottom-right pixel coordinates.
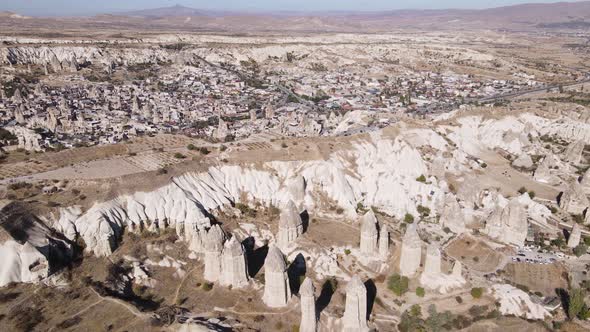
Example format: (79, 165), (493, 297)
(573, 244), (588, 257)
(517, 187), (527, 195)
(528, 191), (536, 199)
(187, 144), (197, 151)
(388, 274), (409, 296)
(404, 213), (415, 223)
(471, 287), (483, 299)
(173, 153), (186, 159)
(416, 287), (425, 297)
(455, 296), (463, 303)
(202, 283), (213, 291)
(344, 249), (351, 255)
(417, 205), (430, 217)
(199, 147), (210, 155)
(416, 175), (427, 183)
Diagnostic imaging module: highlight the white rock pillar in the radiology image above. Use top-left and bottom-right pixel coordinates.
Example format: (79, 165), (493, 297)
(440, 194), (466, 234)
(277, 200), (304, 250)
(360, 210), (379, 256)
(399, 223), (422, 277)
(559, 181), (590, 215)
(300, 277), (317, 332)
(423, 244), (442, 276)
(568, 223), (582, 248)
(452, 260), (463, 278)
(581, 168), (590, 195)
(203, 225), (225, 282)
(342, 275), (369, 332)
(263, 245), (291, 308)
(378, 224), (389, 259)
(221, 236), (249, 288)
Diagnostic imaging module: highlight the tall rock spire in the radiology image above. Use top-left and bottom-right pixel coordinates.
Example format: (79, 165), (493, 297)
(220, 235), (249, 288)
(203, 225), (225, 282)
(360, 210), (378, 256)
(399, 223), (422, 276)
(342, 275), (369, 332)
(299, 277), (317, 332)
(262, 245), (291, 307)
(277, 200), (303, 250)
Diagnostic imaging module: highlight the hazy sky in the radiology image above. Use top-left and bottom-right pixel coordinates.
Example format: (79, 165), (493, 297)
(2, 0), (586, 16)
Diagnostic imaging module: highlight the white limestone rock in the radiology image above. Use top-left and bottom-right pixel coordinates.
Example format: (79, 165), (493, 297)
(484, 199), (528, 247)
(439, 194), (466, 234)
(263, 245), (291, 308)
(492, 284), (550, 320)
(342, 275), (369, 332)
(581, 168), (590, 196)
(399, 223), (422, 277)
(220, 236), (249, 288)
(559, 180), (589, 215)
(564, 140), (585, 165)
(299, 278), (317, 332)
(359, 210), (378, 256)
(277, 200), (304, 250)
(568, 223), (582, 248)
(423, 244), (441, 276)
(512, 153), (534, 169)
(203, 225), (226, 282)
(533, 155), (561, 185)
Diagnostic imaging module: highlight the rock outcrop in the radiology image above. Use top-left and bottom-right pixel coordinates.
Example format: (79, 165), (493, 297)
(564, 140), (585, 165)
(581, 168), (590, 195)
(277, 200), (304, 250)
(359, 210), (378, 256)
(399, 223), (422, 276)
(0, 202), (72, 287)
(419, 244), (466, 294)
(262, 245), (291, 308)
(378, 224), (389, 259)
(559, 181), (589, 215)
(533, 155), (561, 185)
(439, 194), (466, 234)
(299, 277), (317, 332)
(512, 153), (534, 169)
(423, 244), (441, 276)
(484, 199), (528, 247)
(492, 284), (550, 320)
(342, 275), (369, 332)
(567, 223), (582, 248)
(203, 225), (226, 282)
(220, 236), (249, 288)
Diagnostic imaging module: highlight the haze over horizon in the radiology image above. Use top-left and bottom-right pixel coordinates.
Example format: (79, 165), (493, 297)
(2, 0), (589, 16)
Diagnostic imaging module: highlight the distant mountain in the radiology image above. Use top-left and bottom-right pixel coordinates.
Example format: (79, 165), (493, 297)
(122, 4), (207, 18)
(3, 1), (590, 33)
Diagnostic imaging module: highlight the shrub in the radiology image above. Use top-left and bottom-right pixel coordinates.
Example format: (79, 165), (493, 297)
(416, 175), (427, 183)
(199, 147), (210, 155)
(404, 213), (415, 224)
(573, 244), (588, 257)
(517, 187), (527, 195)
(187, 144), (197, 151)
(388, 274), (409, 296)
(416, 287), (425, 298)
(471, 287), (483, 299)
(417, 205), (431, 217)
(281, 142), (288, 148)
(455, 296), (463, 303)
(528, 191), (536, 199)
(157, 168), (168, 175)
(344, 249), (351, 255)
(173, 153), (186, 159)
(202, 283), (213, 291)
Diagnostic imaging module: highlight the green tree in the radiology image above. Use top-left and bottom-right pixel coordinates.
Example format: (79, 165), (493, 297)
(471, 287), (483, 299)
(425, 304), (452, 332)
(573, 244), (588, 257)
(404, 213), (415, 224)
(568, 288), (586, 320)
(388, 274), (409, 296)
(416, 287), (425, 298)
